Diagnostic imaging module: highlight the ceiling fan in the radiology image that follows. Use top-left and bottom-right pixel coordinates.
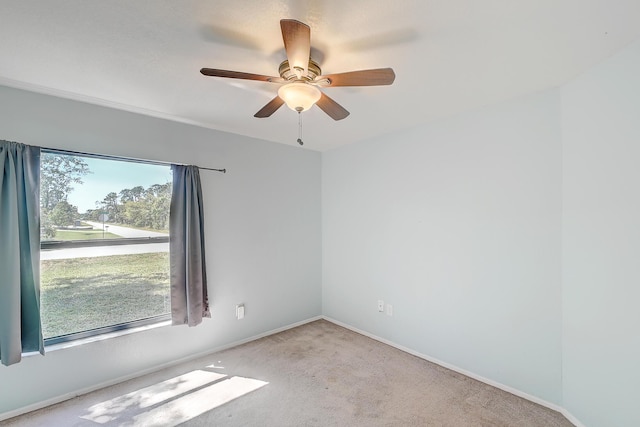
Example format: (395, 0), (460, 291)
(200, 19), (396, 121)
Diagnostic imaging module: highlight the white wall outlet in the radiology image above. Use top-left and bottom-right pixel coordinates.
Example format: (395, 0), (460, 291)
(386, 304), (393, 316)
(378, 300), (385, 312)
(236, 304), (245, 320)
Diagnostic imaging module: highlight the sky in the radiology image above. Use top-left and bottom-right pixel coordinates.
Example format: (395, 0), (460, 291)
(65, 156), (172, 213)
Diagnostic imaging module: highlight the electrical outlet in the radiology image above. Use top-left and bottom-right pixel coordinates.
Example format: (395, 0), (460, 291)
(236, 304), (245, 320)
(386, 304), (393, 316)
(378, 300), (385, 312)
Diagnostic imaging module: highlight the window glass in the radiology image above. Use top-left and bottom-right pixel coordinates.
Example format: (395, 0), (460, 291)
(40, 152), (172, 342)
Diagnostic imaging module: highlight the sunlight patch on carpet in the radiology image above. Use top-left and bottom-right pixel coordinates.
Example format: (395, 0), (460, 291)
(80, 369), (242, 424)
(129, 376), (268, 426)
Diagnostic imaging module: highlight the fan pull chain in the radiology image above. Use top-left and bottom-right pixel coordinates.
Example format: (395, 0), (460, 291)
(297, 111), (304, 146)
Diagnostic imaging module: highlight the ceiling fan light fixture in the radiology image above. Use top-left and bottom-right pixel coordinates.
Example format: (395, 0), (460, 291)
(201, 19), (394, 121)
(278, 82), (321, 112)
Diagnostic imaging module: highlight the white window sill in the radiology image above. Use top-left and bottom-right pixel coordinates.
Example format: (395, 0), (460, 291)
(24, 320), (172, 356)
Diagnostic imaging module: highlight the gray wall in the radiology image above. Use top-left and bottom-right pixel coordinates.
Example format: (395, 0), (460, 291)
(3, 38), (640, 425)
(0, 85), (322, 416)
(322, 39), (640, 426)
(562, 39), (640, 427)
(322, 90), (563, 405)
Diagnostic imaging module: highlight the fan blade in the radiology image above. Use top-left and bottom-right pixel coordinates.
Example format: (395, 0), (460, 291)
(280, 19), (311, 77)
(254, 96), (285, 118)
(319, 68), (395, 87)
(316, 92), (350, 121)
(200, 68), (280, 82)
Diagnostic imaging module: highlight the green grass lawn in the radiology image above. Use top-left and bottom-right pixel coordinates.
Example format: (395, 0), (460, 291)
(53, 229), (121, 240)
(40, 252), (170, 339)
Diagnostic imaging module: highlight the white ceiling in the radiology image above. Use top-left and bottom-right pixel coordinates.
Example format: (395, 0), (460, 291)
(1, 0), (639, 151)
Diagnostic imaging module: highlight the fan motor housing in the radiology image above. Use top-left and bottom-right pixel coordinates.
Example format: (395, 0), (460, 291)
(279, 59), (322, 82)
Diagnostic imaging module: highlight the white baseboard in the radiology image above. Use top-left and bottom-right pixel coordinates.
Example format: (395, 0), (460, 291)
(0, 315), (322, 422)
(560, 408), (587, 427)
(1, 315), (588, 427)
(321, 316), (586, 427)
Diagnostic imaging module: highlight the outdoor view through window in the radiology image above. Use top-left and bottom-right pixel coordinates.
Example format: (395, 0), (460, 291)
(40, 152), (172, 342)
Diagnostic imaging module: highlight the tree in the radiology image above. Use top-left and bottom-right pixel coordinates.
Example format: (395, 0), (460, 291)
(145, 183), (168, 198)
(40, 211), (56, 239)
(94, 181), (170, 230)
(131, 186), (144, 201)
(81, 208), (100, 221)
(49, 200), (79, 227)
(150, 183), (171, 229)
(122, 200), (148, 227)
(97, 192), (120, 222)
(40, 154), (91, 211)
(119, 188), (134, 203)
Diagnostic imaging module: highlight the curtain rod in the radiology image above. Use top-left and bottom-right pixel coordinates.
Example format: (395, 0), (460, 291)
(41, 147), (226, 173)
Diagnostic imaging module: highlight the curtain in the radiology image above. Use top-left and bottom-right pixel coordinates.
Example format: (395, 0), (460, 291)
(170, 164), (210, 326)
(0, 140), (43, 366)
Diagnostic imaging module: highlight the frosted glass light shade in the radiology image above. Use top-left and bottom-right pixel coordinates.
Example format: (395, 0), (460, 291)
(278, 82), (321, 112)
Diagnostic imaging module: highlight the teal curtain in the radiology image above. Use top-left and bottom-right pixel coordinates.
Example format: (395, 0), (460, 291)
(169, 165), (210, 326)
(0, 140), (43, 366)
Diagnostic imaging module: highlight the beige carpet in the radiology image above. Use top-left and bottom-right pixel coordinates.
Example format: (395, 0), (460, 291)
(1, 320), (573, 426)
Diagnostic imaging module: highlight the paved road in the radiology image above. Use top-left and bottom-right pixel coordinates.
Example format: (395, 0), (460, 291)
(41, 223), (169, 260)
(41, 242), (169, 260)
(85, 221), (168, 238)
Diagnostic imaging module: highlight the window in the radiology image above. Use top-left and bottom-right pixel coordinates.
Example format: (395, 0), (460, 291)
(40, 151), (172, 344)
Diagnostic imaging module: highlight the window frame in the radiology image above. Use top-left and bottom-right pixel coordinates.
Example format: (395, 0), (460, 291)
(44, 314), (170, 346)
(40, 148), (172, 345)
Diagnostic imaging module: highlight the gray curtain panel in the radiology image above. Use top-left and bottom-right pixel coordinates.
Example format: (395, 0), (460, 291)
(170, 165), (210, 326)
(0, 140), (43, 366)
